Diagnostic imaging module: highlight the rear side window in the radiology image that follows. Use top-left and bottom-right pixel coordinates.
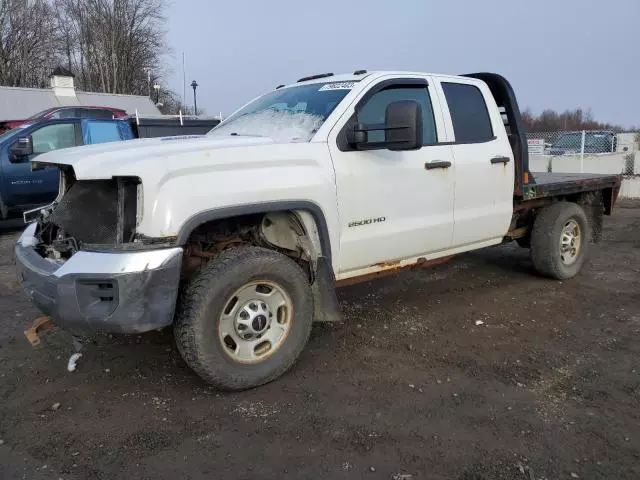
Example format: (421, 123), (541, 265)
(79, 109), (116, 119)
(83, 121), (123, 144)
(50, 108), (76, 119)
(442, 83), (494, 143)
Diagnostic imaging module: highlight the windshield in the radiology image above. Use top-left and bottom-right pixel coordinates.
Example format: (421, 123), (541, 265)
(209, 81), (356, 142)
(27, 108), (56, 120)
(584, 133), (613, 149)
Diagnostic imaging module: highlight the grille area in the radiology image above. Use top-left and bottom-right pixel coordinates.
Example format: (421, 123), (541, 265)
(50, 180), (119, 244)
(46, 178), (138, 246)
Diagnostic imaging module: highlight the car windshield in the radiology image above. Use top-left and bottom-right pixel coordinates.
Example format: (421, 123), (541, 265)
(209, 81), (356, 142)
(27, 108), (56, 120)
(584, 133), (613, 149)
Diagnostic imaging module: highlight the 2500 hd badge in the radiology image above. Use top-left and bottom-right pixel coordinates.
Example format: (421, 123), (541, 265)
(348, 217), (386, 228)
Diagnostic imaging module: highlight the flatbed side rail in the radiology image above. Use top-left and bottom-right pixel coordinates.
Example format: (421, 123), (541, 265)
(518, 174), (621, 215)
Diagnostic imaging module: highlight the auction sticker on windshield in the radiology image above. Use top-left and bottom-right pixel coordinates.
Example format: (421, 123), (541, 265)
(319, 82), (356, 91)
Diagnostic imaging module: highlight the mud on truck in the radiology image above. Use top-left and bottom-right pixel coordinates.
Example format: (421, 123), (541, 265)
(15, 71), (621, 390)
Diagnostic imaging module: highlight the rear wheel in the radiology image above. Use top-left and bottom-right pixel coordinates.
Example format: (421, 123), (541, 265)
(530, 202), (590, 280)
(175, 246), (314, 391)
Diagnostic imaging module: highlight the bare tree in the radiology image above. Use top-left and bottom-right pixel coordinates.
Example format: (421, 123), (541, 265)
(53, 0), (168, 95)
(0, 0), (60, 88)
(522, 107), (629, 133)
(0, 0), (169, 96)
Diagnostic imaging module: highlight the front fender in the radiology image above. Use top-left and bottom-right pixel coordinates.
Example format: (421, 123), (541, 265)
(135, 143), (340, 268)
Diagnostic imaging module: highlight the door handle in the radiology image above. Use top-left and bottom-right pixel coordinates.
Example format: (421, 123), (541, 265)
(425, 160), (452, 170)
(490, 156), (511, 164)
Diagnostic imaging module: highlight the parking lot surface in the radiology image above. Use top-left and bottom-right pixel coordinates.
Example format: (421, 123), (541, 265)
(1, 203), (639, 480)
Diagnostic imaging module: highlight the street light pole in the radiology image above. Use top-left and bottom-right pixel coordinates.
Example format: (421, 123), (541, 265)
(191, 80), (199, 116)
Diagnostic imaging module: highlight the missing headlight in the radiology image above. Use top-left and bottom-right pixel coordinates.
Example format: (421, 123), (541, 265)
(44, 177), (140, 246)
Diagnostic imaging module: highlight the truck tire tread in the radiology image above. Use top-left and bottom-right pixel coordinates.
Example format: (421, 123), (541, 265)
(530, 202), (590, 280)
(174, 246), (313, 391)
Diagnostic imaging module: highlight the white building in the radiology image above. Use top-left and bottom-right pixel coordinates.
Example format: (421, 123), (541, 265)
(0, 68), (160, 120)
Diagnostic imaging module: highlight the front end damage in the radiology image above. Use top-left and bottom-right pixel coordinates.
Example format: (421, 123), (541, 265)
(15, 166), (183, 334)
(25, 168), (148, 260)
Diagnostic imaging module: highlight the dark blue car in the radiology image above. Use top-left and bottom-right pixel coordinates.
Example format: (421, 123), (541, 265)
(0, 118), (135, 220)
(0, 115), (218, 220)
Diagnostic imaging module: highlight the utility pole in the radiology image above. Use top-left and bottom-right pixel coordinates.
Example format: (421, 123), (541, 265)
(191, 80), (199, 116)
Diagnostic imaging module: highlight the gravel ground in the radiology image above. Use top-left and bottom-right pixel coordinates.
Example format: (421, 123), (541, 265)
(1, 203), (639, 480)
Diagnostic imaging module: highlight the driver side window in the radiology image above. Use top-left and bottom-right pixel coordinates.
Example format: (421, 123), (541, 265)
(357, 86), (437, 144)
(31, 123), (76, 155)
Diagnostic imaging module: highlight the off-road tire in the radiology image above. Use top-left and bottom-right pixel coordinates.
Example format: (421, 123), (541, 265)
(530, 202), (590, 280)
(174, 246), (314, 391)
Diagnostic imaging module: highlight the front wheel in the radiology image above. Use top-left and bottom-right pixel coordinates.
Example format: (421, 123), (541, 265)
(530, 202), (590, 280)
(175, 246), (314, 391)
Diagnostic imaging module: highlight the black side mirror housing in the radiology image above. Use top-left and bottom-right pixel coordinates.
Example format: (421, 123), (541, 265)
(9, 136), (34, 162)
(384, 100), (422, 151)
(347, 100), (422, 151)
(346, 126), (368, 145)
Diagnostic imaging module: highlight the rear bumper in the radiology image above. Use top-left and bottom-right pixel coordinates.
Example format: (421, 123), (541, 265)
(15, 223), (183, 334)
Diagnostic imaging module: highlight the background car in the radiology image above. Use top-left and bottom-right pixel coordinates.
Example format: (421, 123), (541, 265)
(0, 106), (127, 133)
(547, 131), (617, 155)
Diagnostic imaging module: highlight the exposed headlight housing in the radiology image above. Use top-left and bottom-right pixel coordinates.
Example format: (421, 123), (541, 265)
(136, 183), (144, 227)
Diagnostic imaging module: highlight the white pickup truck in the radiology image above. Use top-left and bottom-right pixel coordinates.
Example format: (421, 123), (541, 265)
(15, 70), (621, 390)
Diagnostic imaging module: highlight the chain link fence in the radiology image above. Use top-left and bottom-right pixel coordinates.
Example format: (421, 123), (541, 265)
(526, 130), (639, 175)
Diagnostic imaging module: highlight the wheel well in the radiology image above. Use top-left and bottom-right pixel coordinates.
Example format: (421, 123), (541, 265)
(181, 210), (324, 281)
(508, 191), (604, 244)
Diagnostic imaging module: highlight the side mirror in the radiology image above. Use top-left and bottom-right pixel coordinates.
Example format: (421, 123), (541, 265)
(347, 100), (423, 151)
(384, 100), (422, 151)
(9, 136), (34, 162)
(346, 126), (368, 145)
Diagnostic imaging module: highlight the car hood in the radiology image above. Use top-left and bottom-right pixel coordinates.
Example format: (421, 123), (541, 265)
(32, 134), (276, 179)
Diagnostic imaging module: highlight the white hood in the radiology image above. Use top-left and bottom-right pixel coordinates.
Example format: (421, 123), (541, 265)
(32, 134), (275, 179)
(30, 129), (332, 240)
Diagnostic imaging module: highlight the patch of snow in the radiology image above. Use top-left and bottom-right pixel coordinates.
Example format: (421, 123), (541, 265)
(210, 109), (324, 143)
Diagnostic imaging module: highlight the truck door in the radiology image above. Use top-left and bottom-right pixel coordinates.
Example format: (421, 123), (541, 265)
(434, 79), (514, 246)
(1, 121), (80, 209)
(328, 76), (455, 274)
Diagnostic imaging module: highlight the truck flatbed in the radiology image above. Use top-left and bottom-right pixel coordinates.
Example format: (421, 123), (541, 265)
(525, 172), (621, 199)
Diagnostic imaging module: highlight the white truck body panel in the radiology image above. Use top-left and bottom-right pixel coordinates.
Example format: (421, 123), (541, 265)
(327, 74), (456, 272)
(34, 71), (516, 280)
(431, 76), (515, 247)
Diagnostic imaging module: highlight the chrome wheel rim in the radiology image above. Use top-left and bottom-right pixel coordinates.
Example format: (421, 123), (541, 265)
(559, 219), (581, 265)
(218, 280), (293, 364)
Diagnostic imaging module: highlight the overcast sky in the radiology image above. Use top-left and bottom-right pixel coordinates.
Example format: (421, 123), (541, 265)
(165, 0), (639, 127)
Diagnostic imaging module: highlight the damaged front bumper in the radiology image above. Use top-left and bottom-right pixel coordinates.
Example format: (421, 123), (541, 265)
(15, 223), (183, 334)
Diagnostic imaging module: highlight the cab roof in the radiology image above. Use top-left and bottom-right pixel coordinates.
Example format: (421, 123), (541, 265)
(280, 70), (475, 89)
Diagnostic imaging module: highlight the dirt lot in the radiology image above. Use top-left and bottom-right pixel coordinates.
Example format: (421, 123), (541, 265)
(1, 203), (639, 480)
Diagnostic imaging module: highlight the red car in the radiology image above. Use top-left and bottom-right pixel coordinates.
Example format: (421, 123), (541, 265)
(0, 106), (127, 133)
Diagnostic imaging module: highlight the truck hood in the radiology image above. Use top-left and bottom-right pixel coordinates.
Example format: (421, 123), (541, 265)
(32, 134), (275, 179)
